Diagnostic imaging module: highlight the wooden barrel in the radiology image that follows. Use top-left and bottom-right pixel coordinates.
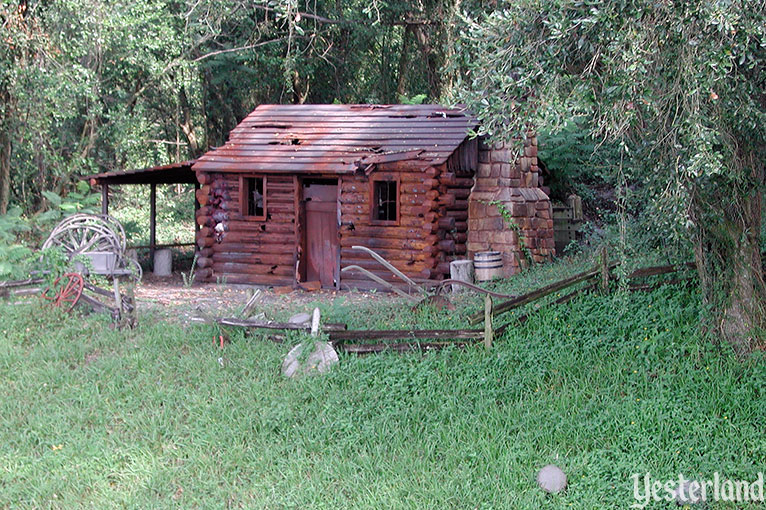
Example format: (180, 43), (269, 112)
(474, 251), (503, 282)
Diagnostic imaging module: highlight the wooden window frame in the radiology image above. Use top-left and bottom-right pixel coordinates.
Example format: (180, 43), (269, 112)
(369, 173), (400, 226)
(240, 175), (267, 220)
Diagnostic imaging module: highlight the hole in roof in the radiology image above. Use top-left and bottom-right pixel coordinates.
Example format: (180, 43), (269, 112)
(251, 124), (291, 129)
(290, 138), (301, 145)
(351, 105), (390, 110)
(268, 141), (279, 145)
(446, 113), (463, 118)
(369, 146), (384, 154)
(389, 114), (416, 119)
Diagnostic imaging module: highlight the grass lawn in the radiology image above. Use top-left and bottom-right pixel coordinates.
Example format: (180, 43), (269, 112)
(0, 263), (764, 508)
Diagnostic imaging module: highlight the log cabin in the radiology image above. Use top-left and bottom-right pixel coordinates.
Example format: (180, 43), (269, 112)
(192, 104), (555, 288)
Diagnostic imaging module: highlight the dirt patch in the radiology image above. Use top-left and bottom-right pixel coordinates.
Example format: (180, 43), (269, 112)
(134, 272), (400, 323)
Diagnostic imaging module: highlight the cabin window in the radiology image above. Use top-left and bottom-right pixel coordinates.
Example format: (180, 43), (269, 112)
(371, 176), (399, 225)
(241, 176), (266, 219)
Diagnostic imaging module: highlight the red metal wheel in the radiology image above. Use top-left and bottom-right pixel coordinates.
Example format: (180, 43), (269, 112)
(41, 273), (84, 312)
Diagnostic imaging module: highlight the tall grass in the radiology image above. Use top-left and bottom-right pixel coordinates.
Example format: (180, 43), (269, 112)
(0, 281), (763, 509)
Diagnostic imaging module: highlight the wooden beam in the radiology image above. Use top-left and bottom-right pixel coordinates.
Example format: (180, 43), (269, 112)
(101, 185), (109, 215)
(149, 183), (157, 261)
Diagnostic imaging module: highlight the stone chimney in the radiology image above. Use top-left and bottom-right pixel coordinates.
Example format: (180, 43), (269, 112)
(467, 136), (555, 276)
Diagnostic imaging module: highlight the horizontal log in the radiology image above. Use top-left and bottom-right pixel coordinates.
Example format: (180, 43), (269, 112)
(445, 210), (469, 221)
(212, 243), (297, 255)
(627, 262), (695, 279)
(217, 231), (296, 244)
(191, 316), (347, 332)
(204, 272), (292, 286)
(338, 236), (437, 251)
(337, 339), (480, 354)
(211, 262), (293, 276)
(197, 237), (214, 248)
(197, 172), (212, 185)
(468, 265), (615, 324)
(196, 257), (212, 268)
(196, 268), (213, 280)
(212, 252), (294, 265)
(341, 247), (434, 262)
(439, 173), (475, 187)
(449, 233), (468, 243)
(446, 199), (469, 211)
(451, 188), (471, 200)
(329, 328), (483, 342)
(341, 264), (434, 281)
(438, 194), (456, 207)
(438, 240), (456, 252)
(0, 278), (45, 289)
(221, 220), (296, 232)
(340, 213), (437, 228)
(438, 217), (456, 230)
(196, 206), (214, 217)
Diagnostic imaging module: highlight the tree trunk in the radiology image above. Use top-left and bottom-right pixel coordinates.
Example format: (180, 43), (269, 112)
(396, 25), (413, 98)
(0, 126), (10, 215)
(0, 87), (11, 215)
(692, 166), (766, 356)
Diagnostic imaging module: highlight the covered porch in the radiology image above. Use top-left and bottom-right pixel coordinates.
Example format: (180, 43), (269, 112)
(84, 160), (198, 264)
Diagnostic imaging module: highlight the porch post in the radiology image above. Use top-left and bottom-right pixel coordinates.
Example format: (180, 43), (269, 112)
(149, 183), (157, 261)
(101, 184), (109, 215)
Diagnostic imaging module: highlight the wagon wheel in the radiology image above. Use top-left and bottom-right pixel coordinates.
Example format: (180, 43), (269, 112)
(41, 273), (84, 312)
(42, 214), (124, 258)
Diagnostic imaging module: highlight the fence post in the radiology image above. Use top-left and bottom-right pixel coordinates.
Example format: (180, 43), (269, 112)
(484, 294), (493, 349)
(600, 245), (609, 292)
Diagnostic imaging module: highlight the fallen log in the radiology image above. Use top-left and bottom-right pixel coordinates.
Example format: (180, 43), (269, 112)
(468, 265), (616, 324)
(329, 328), (483, 343)
(338, 339), (481, 354)
(191, 316), (347, 332)
(0, 278), (45, 289)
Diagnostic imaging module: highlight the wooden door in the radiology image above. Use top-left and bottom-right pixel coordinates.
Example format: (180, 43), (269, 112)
(302, 181), (339, 288)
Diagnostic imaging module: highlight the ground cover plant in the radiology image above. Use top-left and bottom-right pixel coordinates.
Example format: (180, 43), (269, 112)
(0, 267), (763, 508)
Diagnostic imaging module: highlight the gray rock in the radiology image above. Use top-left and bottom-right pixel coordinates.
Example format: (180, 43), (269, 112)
(537, 464), (567, 494)
(282, 341), (338, 378)
(153, 249), (172, 276)
(288, 312), (312, 324)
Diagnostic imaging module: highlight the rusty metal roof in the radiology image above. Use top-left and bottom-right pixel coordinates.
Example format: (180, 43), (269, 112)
(85, 160), (197, 185)
(193, 104), (477, 174)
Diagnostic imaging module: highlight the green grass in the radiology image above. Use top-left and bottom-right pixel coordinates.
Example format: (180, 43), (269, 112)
(0, 277), (764, 508)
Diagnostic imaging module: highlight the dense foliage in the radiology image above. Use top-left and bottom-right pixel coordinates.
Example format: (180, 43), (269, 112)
(457, 0), (766, 353)
(0, 0), (476, 217)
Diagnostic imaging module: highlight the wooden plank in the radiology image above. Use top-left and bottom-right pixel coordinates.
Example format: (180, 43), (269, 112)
(338, 339), (481, 354)
(468, 265), (614, 324)
(191, 316), (347, 332)
(329, 328), (484, 342)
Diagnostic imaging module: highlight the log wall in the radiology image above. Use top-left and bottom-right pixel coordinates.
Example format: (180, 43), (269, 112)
(194, 172), (298, 285)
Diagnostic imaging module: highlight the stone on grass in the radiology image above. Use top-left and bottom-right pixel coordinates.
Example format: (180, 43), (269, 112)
(537, 464), (567, 494)
(282, 341), (338, 378)
(289, 312), (312, 324)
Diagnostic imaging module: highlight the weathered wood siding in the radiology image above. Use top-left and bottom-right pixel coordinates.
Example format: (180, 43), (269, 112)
(194, 172), (298, 285)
